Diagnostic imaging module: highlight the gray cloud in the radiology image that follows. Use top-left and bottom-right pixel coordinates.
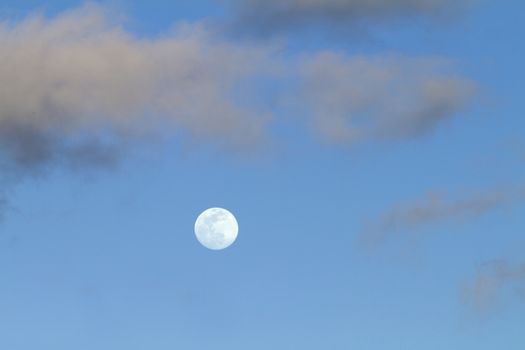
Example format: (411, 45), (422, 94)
(0, 5), (277, 178)
(462, 260), (525, 312)
(0, 121), (122, 177)
(1, 7), (275, 131)
(360, 187), (525, 247)
(0, 5), (281, 219)
(297, 53), (476, 144)
(0, 6), (476, 172)
(225, 0), (470, 36)
(0, 5), (476, 219)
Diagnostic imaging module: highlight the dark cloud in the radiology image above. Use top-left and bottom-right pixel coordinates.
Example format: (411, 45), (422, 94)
(462, 260), (525, 312)
(224, 0), (470, 36)
(0, 122), (57, 175)
(360, 187), (525, 247)
(0, 121), (121, 176)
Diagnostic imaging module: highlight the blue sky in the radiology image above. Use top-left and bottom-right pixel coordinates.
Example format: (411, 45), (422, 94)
(0, 1), (524, 349)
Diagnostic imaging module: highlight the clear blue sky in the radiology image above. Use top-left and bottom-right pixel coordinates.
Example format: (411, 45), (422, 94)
(0, 1), (523, 349)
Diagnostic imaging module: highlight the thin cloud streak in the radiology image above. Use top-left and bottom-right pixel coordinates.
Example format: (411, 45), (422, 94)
(224, 0), (471, 36)
(462, 260), (525, 312)
(360, 187), (525, 247)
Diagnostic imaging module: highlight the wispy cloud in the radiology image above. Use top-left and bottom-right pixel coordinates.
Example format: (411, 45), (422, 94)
(462, 260), (525, 312)
(224, 0), (471, 36)
(296, 53), (475, 144)
(360, 187), (525, 247)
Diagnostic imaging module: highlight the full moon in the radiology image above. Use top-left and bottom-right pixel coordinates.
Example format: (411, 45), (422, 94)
(194, 208), (239, 250)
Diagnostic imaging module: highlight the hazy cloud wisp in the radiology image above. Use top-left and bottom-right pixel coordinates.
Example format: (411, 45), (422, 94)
(463, 260), (525, 312)
(225, 0), (469, 36)
(360, 188), (525, 247)
(297, 53), (475, 144)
